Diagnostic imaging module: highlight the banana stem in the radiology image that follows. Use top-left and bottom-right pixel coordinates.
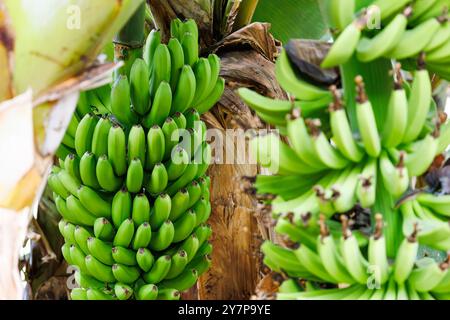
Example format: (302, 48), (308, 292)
(114, 2), (147, 79)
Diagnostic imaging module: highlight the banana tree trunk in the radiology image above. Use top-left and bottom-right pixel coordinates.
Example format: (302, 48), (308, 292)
(198, 23), (285, 299)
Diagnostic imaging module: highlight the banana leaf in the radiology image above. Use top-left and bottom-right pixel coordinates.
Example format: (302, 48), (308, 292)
(4, 0), (144, 95)
(252, 0), (327, 43)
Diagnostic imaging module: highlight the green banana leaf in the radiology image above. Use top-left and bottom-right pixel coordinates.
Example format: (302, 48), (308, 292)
(252, 0), (327, 43)
(4, 0), (144, 95)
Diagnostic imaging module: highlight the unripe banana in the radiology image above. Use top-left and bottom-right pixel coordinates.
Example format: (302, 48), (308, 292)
(160, 268), (198, 292)
(75, 113), (98, 157)
(111, 75), (138, 127)
(193, 197), (210, 226)
(87, 237), (114, 265)
(168, 38), (185, 90)
(64, 154), (81, 181)
(355, 158), (377, 208)
(48, 173), (70, 199)
(136, 284), (158, 300)
(149, 44), (171, 96)
(126, 158), (144, 193)
(75, 271), (105, 290)
(114, 283), (134, 300)
(409, 257), (448, 292)
(144, 81), (172, 128)
(166, 163), (199, 196)
(157, 288), (181, 300)
(58, 169), (81, 197)
(393, 226), (419, 283)
(165, 250), (189, 280)
(188, 254), (212, 276)
(162, 117), (180, 160)
(194, 77), (225, 114)
(143, 30), (161, 68)
(66, 195), (97, 226)
(147, 163), (169, 195)
(169, 189), (190, 221)
(379, 151), (409, 197)
(79, 151), (100, 189)
(146, 125), (165, 168)
(61, 243), (74, 265)
(108, 124), (127, 176)
(173, 210), (197, 243)
(173, 111), (187, 130)
(136, 248), (154, 272)
(171, 65), (196, 114)
(70, 288), (88, 300)
(66, 114), (79, 138)
(92, 116), (112, 158)
(148, 220), (175, 251)
(112, 187), (132, 228)
(96, 155), (123, 192)
(130, 58), (151, 115)
(112, 264), (140, 284)
(62, 222), (76, 244)
(112, 246), (137, 266)
(78, 185), (111, 218)
(70, 244), (90, 275)
(149, 193), (172, 230)
(355, 76), (381, 157)
(128, 125), (146, 166)
(132, 222), (152, 250)
(382, 71), (408, 148)
(186, 180), (202, 208)
(143, 255), (172, 284)
(94, 217), (115, 242)
(113, 219), (135, 248)
(192, 57), (212, 105)
(62, 133), (75, 149)
(178, 234), (200, 262)
(181, 32), (199, 67)
(86, 288), (115, 300)
(403, 64), (432, 143)
(321, 21), (362, 69)
(55, 195), (81, 225)
(132, 193), (151, 226)
(74, 225), (93, 255)
(56, 144), (73, 161)
(405, 133), (438, 177)
(367, 214), (390, 285)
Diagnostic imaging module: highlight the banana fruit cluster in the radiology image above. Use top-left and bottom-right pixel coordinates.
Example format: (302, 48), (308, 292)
(265, 215), (450, 300)
(238, 1), (450, 300)
(321, 0), (450, 80)
(50, 19), (223, 300)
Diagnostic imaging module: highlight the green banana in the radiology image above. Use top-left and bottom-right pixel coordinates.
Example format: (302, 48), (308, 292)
(143, 255), (172, 284)
(92, 116), (112, 158)
(173, 210), (197, 243)
(75, 113), (98, 157)
(94, 217), (115, 242)
(126, 158), (144, 193)
(114, 283), (134, 300)
(108, 124), (127, 176)
(79, 152), (100, 189)
(112, 246), (137, 266)
(111, 188), (132, 228)
(146, 125), (165, 168)
(149, 44), (171, 97)
(143, 30), (161, 67)
(130, 58), (151, 115)
(166, 250), (189, 279)
(136, 248), (154, 272)
(393, 225), (419, 283)
(132, 222), (152, 250)
(162, 117), (180, 160)
(96, 155), (123, 192)
(111, 75), (138, 127)
(147, 163), (169, 195)
(78, 185), (111, 218)
(160, 269), (198, 292)
(66, 195), (97, 226)
(171, 65), (196, 114)
(87, 237), (114, 265)
(64, 154), (81, 181)
(355, 76), (381, 157)
(148, 220), (175, 251)
(132, 193), (151, 226)
(136, 284), (158, 300)
(113, 219), (135, 248)
(128, 125), (146, 166)
(112, 264), (140, 284)
(149, 193), (172, 230)
(74, 225), (92, 255)
(143, 81), (172, 128)
(168, 37), (185, 90)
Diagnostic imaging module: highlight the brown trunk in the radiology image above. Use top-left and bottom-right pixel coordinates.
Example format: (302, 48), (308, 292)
(197, 28), (285, 298)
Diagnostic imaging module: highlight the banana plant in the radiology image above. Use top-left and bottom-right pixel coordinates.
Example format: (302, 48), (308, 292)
(0, 0), (144, 299)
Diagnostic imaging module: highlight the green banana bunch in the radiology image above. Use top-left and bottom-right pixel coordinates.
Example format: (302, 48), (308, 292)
(320, 0), (450, 81)
(50, 19), (221, 300)
(239, 1), (450, 300)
